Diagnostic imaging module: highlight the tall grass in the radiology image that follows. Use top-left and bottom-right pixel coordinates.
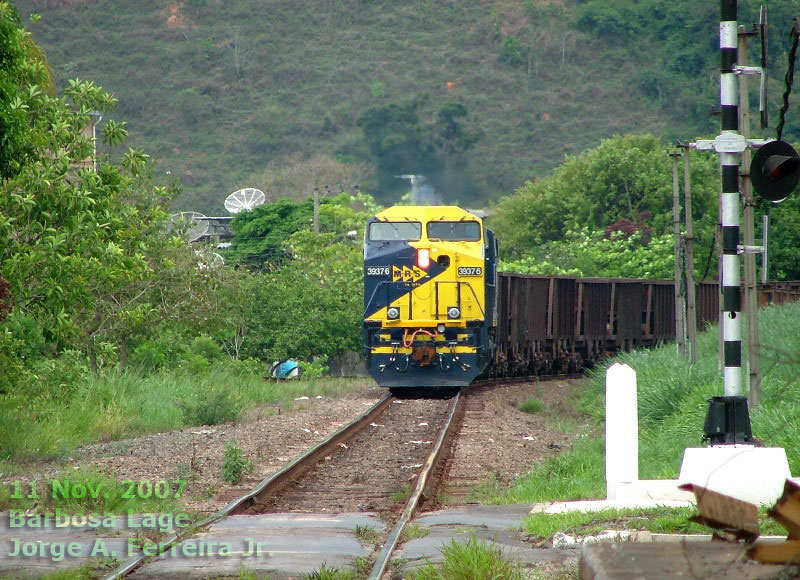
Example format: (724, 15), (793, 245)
(0, 362), (370, 462)
(494, 300), (800, 502)
(410, 536), (524, 580)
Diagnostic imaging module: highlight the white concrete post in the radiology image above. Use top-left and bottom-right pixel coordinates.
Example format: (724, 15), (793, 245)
(605, 363), (638, 500)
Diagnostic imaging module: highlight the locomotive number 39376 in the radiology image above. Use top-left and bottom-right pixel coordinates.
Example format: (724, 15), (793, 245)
(457, 266), (482, 276)
(366, 266), (391, 276)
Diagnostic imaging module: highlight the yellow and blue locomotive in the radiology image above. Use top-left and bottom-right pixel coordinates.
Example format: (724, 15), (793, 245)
(363, 206), (498, 391)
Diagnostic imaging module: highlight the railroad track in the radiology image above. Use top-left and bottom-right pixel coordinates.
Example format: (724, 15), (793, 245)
(102, 390), (467, 580)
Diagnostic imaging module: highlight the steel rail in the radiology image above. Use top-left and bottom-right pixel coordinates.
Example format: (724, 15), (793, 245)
(101, 393), (393, 580)
(367, 390), (464, 580)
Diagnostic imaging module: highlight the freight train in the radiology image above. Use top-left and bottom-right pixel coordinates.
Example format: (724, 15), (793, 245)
(362, 205), (800, 392)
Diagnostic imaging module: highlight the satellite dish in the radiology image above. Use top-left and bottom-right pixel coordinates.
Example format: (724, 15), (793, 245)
(225, 188), (266, 214)
(169, 211), (209, 242)
(194, 249), (225, 271)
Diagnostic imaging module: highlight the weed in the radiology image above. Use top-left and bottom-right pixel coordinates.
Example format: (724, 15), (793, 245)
(517, 397), (544, 413)
(467, 473), (505, 503)
(399, 523), (430, 543)
(390, 483), (412, 503)
(302, 564), (356, 580)
(390, 557), (409, 570)
(176, 461), (201, 483)
(0, 556), (118, 579)
(353, 525), (378, 545)
(103, 440), (133, 456)
(227, 564), (274, 580)
(526, 564), (579, 580)
(222, 444), (253, 484)
(409, 536), (524, 580)
(200, 485), (217, 500)
(352, 556), (371, 576)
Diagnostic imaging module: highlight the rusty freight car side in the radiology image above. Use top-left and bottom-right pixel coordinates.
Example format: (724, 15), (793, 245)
(491, 273), (723, 377)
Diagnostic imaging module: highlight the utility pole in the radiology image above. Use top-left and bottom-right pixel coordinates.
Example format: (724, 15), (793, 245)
(738, 25), (762, 407)
(683, 149), (698, 363)
(670, 151), (687, 357)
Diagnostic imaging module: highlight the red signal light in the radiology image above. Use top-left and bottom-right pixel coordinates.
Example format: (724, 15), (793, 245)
(766, 156), (800, 182)
(751, 140), (800, 202)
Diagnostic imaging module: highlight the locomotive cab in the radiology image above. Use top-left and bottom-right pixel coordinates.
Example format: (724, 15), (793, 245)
(363, 206), (497, 390)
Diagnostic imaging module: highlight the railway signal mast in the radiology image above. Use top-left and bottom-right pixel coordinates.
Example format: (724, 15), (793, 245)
(677, 2), (796, 503)
(691, 2), (800, 444)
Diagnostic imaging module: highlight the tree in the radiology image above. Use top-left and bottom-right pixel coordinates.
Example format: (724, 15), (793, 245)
(0, 3), (51, 180)
(357, 98), (436, 187)
(357, 98), (481, 199)
(225, 193), (374, 269)
(0, 11), (237, 377)
(0, 77), (153, 350)
(761, 197), (800, 281)
(499, 35), (522, 66)
(243, 231), (363, 361)
(489, 134), (719, 263)
(500, 227), (675, 279)
(435, 103), (482, 156)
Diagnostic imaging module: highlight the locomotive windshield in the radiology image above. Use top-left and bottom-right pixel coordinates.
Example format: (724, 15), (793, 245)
(368, 221), (422, 241)
(427, 221), (481, 241)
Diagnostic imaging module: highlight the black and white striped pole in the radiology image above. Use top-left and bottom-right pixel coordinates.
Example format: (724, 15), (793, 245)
(697, 0), (754, 444)
(720, 1), (742, 400)
(678, 4), (795, 503)
(693, 4), (800, 444)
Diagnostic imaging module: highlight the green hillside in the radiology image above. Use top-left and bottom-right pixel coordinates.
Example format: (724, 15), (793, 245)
(13, 0), (800, 212)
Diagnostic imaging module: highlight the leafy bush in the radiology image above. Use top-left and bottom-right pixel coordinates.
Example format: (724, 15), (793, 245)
(0, 329), (29, 394)
(499, 35), (522, 66)
(517, 398), (544, 414)
(500, 227), (675, 279)
(180, 390), (240, 426)
(243, 231), (363, 362)
(299, 360), (327, 379)
(189, 336), (225, 361)
(222, 443), (252, 484)
(130, 340), (180, 371)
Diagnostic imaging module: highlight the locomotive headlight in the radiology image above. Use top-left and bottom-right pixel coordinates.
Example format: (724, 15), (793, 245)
(417, 248), (430, 269)
(437, 323), (446, 333)
(387, 307), (400, 320)
(447, 307), (461, 320)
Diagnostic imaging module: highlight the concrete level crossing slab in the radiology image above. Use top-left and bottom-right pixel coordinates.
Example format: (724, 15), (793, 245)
(396, 505), (579, 570)
(131, 513), (385, 579)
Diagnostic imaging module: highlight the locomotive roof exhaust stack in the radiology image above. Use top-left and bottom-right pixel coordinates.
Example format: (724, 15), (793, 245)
(395, 174), (442, 205)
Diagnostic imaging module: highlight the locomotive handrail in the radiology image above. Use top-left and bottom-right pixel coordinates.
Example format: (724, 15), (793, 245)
(362, 280), (391, 318)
